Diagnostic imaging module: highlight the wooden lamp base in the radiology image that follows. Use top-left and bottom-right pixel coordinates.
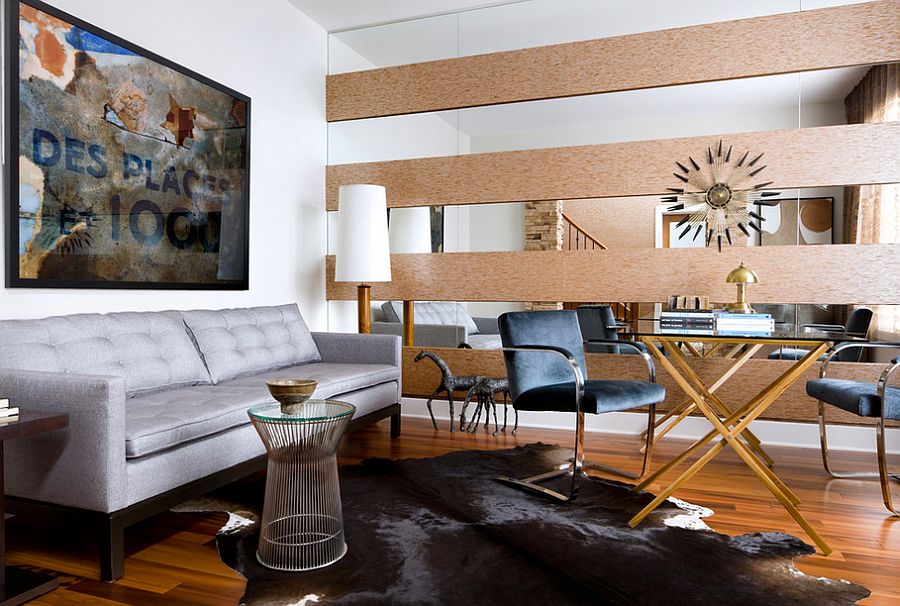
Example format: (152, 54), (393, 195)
(357, 284), (371, 334)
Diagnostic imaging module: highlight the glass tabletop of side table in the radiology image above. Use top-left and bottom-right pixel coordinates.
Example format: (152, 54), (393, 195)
(248, 399), (356, 571)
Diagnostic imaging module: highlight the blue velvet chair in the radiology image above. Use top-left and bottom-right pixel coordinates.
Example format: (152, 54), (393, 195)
(806, 342), (900, 515)
(497, 310), (665, 501)
(770, 307), (873, 361)
(577, 305), (627, 354)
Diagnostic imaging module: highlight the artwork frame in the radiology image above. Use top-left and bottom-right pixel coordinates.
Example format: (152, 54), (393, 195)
(3, 0), (251, 289)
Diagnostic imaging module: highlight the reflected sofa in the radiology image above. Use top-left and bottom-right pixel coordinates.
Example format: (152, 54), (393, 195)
(0, 303), (401, 581)
(371, 301), (502, 349)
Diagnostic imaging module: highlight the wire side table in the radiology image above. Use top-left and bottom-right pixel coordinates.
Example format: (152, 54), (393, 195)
(248, 399), (355, 571)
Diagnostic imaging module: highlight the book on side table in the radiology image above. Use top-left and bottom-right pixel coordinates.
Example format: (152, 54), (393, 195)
(0, 399), (18, 424)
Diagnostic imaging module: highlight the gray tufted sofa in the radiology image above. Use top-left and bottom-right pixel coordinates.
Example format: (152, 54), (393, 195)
(0, 303), (401, 581)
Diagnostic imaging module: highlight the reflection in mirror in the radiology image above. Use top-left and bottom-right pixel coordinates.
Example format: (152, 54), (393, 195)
(328, 13), (457, 74)
(329, 0), (867, 72)
(367, 300), (527, 349)
(463, 66), (865, 154)
(327, 111), (462, 164)
(560, 187), (848, 251)
(328, 65), (873, 163)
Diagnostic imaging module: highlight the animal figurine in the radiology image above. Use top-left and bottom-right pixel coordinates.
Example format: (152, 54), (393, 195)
(461, 376), (514, 436)
(414, 350), (481, 432)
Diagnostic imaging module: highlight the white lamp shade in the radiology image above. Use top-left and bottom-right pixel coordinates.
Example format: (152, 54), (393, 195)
(334, 184), (392, 283)
(389, 207), (432, 254)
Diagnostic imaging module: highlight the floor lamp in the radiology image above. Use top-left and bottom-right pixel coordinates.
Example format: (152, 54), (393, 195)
(334, 184), (391, 334)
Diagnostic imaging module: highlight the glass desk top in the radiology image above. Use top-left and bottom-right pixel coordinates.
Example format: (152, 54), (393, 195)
(248, 399), (356, 423)
(621, 320), (868, 344)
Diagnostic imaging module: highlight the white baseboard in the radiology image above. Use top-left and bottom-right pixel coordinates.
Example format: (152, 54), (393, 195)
(400, 397), (900, 455)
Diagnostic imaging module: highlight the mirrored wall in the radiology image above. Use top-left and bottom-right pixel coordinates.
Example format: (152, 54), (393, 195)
(326, 0), (896, 339)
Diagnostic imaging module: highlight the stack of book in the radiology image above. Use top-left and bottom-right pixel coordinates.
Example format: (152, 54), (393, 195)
(713, 312), (774, 334)
(659, 310), (775, 334)
(659, 310), (717, 332)
(0, 398), (19, 424)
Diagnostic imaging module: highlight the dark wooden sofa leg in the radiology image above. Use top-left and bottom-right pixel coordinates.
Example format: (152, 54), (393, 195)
(390, 409), (401, 438)
(100, 515), (125, 582)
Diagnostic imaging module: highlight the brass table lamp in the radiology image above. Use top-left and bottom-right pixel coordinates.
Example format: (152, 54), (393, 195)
(725, 263), (758, 314)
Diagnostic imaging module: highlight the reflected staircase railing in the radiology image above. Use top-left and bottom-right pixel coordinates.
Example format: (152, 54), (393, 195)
(561, 214), (632, 327)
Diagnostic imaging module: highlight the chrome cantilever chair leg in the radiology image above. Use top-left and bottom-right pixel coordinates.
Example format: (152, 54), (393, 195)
(818, 401), (878, 479)
(497, 411), (587, 502)
(876, 415), (899, 516)
(494, 336), (660, 502)
(585, 403), (655, 480)
(819, 402), (899, 515)
(497, 405), (656, 502)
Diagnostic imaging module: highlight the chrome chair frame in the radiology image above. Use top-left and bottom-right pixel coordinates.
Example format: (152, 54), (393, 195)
(817, 341), (900, 515)
(497, 340), (658, 502)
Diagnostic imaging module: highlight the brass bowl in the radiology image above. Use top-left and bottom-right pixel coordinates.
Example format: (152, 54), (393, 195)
(266, 379), (318, 414)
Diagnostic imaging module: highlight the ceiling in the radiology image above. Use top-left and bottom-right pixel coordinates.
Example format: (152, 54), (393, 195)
(287, 0), (518, 32)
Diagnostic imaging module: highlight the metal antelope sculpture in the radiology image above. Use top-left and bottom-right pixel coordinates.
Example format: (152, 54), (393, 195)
(414, 350), (481, 432)
(461, 376), (514, 435)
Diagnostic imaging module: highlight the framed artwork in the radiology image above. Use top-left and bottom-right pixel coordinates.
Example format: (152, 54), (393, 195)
(3, 0), (250, 289)
(754, 197), (833, 246)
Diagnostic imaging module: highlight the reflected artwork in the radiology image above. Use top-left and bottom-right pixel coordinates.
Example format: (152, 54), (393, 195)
(5, 0), (250, 288)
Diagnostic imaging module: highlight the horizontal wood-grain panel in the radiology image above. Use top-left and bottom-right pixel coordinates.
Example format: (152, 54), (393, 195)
(325, 123), (900, 210)
(327, 1), (900, 121)
(402, 347), (898, 427)
(326, 243), (900, 305)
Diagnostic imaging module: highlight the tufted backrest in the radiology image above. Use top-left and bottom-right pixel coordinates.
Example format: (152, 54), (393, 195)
(181, 304), (320, 383)
(382, 301), (479, 335)
(0, 311), (211, 396)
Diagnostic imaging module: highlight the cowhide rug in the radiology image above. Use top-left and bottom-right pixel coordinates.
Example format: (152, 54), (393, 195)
(174, 443), (869, 605)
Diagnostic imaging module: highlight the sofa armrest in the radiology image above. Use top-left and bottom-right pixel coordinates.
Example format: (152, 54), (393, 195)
(473, 316), (500, 335)
(0, 369), (127, 513)
(312, 331), (402, 367)
(370, 322), (468, 348)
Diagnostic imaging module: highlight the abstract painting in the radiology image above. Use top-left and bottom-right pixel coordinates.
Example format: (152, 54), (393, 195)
(755, 198), (834, 246)
(4, 0), (250, 289)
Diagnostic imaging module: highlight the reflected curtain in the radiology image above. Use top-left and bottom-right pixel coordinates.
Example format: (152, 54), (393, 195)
(843, 63), (900, 336)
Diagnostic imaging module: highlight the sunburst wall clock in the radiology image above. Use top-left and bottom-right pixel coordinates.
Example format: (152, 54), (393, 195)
(662, 140), (781, 251)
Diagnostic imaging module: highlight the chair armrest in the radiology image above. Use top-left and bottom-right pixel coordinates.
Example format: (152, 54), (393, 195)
(501, 345), (586, 413)
(878, 358), (900, 419)
(820, 342), (900, 378)
(472, 317), (500, 335)
(311, 331), (401, 367)
(370, 322), (467, 348)
(0, 369), (127, 512)
(584, 339), (656, 382)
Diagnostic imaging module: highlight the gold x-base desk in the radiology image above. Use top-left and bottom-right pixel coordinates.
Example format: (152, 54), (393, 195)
(625, 330), (856, 555)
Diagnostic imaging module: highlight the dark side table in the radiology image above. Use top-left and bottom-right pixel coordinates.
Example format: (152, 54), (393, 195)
(0, 411), (68, 606)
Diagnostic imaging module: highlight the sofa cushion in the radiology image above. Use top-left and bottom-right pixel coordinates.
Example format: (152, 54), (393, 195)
(182, 304), (320, 383)
(126, 385), (271, 458)
(224, 362), (400, 400)
(465, 334), (503, 350)
(383, 301), (479, 335)
(0, 311), (210, 396)
(126, 362), (401, 458)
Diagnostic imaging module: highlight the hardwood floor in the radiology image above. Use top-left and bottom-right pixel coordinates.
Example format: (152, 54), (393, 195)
(8, 416), (899, 605)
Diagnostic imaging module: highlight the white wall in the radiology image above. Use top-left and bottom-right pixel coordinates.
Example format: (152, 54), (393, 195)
(0, 0), (328, 327)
